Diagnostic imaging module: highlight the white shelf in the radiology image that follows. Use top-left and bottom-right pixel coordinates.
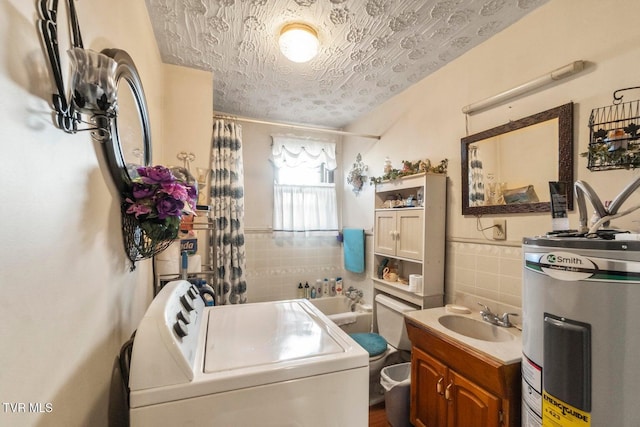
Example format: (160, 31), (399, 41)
(372, 173), (446, 310)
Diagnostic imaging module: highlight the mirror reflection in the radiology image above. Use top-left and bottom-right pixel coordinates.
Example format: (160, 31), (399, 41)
(99, 48), (152, 195)
(461, 103), (573, 215)
(115, 79), (146, 179)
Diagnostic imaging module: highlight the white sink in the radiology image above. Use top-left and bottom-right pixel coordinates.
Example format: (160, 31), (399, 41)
(405, 307), (522, 364)
(438, 315), (515, 342)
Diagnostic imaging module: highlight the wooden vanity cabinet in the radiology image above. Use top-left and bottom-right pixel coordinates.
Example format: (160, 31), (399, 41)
(406, 319), (521, 427)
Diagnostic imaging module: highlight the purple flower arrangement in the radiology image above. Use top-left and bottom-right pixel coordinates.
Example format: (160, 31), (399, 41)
(123, 165), (197, 239)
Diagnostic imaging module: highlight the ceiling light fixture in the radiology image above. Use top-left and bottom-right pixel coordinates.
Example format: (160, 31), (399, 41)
(279, 23), (319, 63)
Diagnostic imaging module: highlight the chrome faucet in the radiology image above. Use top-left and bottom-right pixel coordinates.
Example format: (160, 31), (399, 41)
(477, 303), (518, 328)
(345, 287), (363, 311)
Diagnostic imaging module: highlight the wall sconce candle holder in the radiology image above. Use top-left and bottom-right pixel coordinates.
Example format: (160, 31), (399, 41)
(347, 153), (368, 195)
(38, 0), (111, 138)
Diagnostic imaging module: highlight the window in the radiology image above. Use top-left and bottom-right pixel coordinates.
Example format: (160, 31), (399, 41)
(270, 136), (338, 232)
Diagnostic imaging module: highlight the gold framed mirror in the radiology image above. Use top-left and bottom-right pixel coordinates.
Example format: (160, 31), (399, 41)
(461, 103), (573, 215)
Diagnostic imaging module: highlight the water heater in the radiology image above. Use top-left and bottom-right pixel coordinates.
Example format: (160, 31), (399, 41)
(522, 236), (640, 427)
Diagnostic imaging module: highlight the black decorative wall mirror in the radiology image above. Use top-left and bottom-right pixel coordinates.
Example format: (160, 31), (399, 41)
(98, 49), (152, 195)
(461, 103), (574, 215)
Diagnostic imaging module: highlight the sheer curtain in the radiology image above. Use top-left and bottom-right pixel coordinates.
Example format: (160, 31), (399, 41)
(210, 119), (247, 304)
(270, 136), (338, 233)
(273, 184), (338, 231)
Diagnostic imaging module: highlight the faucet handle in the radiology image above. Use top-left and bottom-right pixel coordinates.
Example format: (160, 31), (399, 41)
(477, 302), (494, 314)
(500, 312), (518, 327)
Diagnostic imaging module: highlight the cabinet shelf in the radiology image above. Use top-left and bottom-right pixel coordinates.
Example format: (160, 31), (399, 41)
(372, 278), (443, 308)
(374, 253), (422, 264)
(374, 206), (423, 211)
(372, 173), (446, 310)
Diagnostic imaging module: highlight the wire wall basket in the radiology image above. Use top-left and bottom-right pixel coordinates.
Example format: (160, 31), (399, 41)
(586, 87), (640, 171)
(121, 205), (178, 270)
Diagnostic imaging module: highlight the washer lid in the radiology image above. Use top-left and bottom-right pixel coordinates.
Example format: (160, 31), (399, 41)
(204, 299), (365, 375)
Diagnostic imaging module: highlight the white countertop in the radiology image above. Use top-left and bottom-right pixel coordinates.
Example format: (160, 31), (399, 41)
(405, 306), (522, 365)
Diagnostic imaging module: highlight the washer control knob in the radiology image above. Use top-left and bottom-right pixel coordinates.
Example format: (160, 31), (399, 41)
(173, 319), (188, 338)
(180, 294), (195, 311)
(189, 285), (199, 297)
(177, 309), (191, 324)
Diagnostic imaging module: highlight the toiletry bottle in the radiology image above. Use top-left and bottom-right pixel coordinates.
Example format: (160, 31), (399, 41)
(323, 278), (329, 296)
(304, 281), (310, 299)
(316, 279), (323, 298)
(310, 286), (317, 299)
(336, 277), (343, 295)
(329, 278), (336, 296)
(180, 251), (189, 280)
(297, 283), (304, 299)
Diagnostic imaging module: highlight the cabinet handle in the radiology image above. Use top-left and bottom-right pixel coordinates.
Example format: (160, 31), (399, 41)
(444, 382), (453, 401)
(436, 377), (444, 395)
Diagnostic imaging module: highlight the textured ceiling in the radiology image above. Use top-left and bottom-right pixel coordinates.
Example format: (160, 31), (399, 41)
(145, 0), (548, 129)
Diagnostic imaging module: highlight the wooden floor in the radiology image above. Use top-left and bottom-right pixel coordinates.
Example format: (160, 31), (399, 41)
(369, 402), (391, 427)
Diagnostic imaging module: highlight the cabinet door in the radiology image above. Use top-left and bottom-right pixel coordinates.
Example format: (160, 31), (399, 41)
(411, 348), (448, 427)
(446, 370), (501, 427)
(396, 209), (423, 260)
(374, 211), (397, 256)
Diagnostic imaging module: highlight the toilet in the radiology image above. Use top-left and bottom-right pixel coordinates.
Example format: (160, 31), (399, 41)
(350, 294), (416, 405)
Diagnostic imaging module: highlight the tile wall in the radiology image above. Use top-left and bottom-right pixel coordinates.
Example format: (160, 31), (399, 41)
(244, 231), (523, 316)
(445, 241), (523, 315)
(244, 231), (374, 303)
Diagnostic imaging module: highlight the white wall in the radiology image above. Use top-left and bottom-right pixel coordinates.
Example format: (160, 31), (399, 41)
(343, 0), (640, 309)
(0, 1), (166, 426)
(161, 64), (213, 171)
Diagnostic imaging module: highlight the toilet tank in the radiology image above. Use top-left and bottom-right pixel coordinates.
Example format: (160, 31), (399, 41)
(375, 294), (417, 351)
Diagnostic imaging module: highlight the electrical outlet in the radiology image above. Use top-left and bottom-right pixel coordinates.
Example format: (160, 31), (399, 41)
(493, 220), (506, 240)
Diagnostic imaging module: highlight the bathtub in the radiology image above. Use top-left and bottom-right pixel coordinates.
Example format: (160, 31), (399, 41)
(310, 296), (372, 334)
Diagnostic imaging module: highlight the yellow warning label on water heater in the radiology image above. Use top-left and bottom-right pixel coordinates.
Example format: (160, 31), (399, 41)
(542, 391), (590, 427)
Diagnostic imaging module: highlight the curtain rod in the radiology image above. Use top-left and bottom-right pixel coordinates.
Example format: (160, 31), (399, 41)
(213, 112), (381, 140)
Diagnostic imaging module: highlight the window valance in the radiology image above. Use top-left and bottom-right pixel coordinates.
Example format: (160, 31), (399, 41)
(269, 136), (337, 170)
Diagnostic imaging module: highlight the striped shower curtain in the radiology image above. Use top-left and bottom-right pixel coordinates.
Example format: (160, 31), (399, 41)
(210, 119), (247, 304)
(469, 145), (485, 206)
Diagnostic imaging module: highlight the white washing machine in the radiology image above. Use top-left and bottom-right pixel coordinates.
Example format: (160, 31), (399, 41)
(128, 281), (369, 426)
(522, 236), (640, 427)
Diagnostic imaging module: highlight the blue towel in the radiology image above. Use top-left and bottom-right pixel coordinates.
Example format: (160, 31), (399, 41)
(343, 228), (365, 273)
